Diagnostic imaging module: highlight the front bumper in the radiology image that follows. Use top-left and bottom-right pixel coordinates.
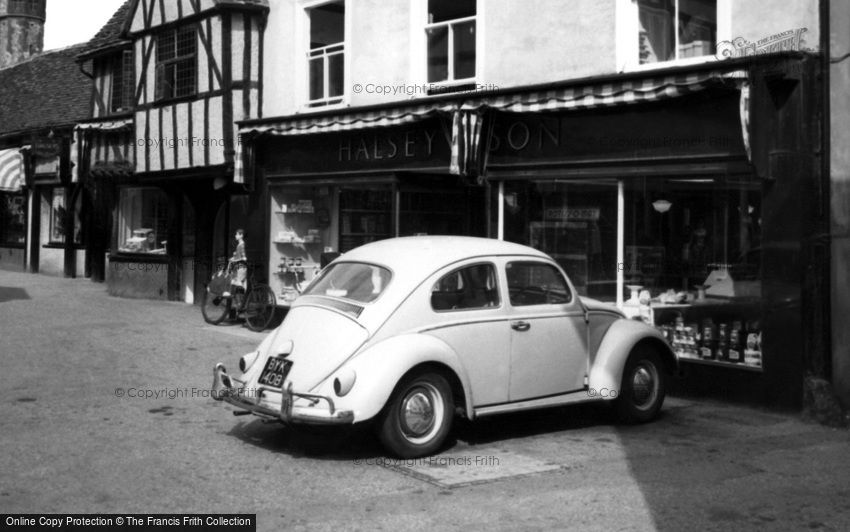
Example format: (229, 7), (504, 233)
(211, 363), (354, 425)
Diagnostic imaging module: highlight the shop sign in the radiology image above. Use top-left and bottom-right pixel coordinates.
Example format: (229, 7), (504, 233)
(544, 207), (600, 221)
(262, 118), (451, 175)
(487, 93), (746, 166)
(32, 137), (63, 181)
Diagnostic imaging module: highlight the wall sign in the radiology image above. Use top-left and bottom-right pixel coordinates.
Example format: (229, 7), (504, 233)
(262, 118), (452, 176)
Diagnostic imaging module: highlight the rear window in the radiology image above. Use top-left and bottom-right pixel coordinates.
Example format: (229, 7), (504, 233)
(303, 262), (392, 303)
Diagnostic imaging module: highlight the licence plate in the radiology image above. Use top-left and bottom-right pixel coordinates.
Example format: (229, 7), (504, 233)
(258, 357), (292, 388)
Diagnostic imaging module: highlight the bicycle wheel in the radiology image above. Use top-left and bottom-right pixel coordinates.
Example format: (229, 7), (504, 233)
(202, 285), (231, 325)
(244, 284), (277, 332)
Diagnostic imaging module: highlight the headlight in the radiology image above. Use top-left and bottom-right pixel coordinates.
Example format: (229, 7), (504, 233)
(333, 368), (356, 397)
(239, 351), (260, 373)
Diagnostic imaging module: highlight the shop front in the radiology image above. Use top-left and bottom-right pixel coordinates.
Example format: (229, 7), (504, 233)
(482, 55), (825, 408)
(22, 133), (87, 278)
(243, 114), (487, 305)
(0, 146), (28, 272)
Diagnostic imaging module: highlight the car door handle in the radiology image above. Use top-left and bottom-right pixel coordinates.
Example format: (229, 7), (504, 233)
(511, 320), (531, 332)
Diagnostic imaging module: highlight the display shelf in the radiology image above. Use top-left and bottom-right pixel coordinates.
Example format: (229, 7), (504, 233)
(678, 356), (764, 372)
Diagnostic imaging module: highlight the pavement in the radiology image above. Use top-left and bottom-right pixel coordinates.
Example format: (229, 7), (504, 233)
(1, 270), (849, 531)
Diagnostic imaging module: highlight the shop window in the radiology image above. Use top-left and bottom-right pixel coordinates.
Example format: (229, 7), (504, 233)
(622, 176), (761, 294)
(506, 261), (572, 306)
(306, 1), (345, 107)
(47, 188), (82, 245)
(501, 180), (619, 299)
(270, 185), (335, 304)
(155, 27), (197, 101)
(117, 187), (168, 254)
(339, 187), (392, 252)
(110, 49), (135, 113)
(0, 192), (26, 245)
(426, 0), (476, 84)
(638, 0), (716, 64)
(431, 263), (499, 311)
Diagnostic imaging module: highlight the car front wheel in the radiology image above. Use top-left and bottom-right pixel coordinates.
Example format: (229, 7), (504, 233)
(378, 372), (453, 458)
(615, 346), (666, 423)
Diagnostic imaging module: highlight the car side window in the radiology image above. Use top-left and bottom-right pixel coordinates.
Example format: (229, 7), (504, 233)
(506, 261), (572, 306)
(431, 263), (500, 311)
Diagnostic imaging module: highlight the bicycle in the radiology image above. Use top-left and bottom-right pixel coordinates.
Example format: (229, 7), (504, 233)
(202, 261), (277, 331)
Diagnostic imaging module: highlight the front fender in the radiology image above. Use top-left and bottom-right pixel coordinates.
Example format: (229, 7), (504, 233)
(310, 333), (473, 423)
(588, 319), (675, 399)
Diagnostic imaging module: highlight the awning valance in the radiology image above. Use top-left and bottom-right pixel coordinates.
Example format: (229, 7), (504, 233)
(234, 69), (746, 183)
(75, 118), (134, 131)
(71, 119), (134, 183)
(0, 146), (28, 192)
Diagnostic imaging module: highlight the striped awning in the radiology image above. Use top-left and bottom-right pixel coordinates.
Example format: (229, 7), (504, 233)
(234, 69), (746, 183)
(459, 69), (745, 113)
(0, 147), (27, 192)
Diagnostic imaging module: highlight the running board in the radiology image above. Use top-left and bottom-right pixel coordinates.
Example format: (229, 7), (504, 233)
(473, 389), (600, 418)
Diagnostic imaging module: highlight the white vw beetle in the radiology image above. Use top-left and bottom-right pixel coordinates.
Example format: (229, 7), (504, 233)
(213, 236), (677, 457)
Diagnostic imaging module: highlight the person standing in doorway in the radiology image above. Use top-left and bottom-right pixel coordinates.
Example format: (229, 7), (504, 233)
(223, 229), (247, 298)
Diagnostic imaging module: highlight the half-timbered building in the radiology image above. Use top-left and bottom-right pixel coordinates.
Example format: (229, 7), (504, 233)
(74, 0), (269, 301)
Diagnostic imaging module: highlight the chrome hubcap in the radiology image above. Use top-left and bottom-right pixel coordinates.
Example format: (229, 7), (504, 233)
(631, 364), (657, 408)
(402, 389), (435, 437)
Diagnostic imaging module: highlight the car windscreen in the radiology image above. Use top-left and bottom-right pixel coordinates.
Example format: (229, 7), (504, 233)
(303, 262), (392, 303)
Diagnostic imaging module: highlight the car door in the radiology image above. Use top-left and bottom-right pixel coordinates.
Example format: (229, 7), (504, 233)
(502, 259), (588, 402)
(423, 261), (512, 407)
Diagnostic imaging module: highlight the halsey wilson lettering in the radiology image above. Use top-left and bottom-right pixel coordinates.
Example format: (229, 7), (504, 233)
(338, 130), (439, 162)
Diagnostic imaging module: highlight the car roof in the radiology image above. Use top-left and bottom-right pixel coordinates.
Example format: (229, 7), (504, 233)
(338, 236), (550, 275)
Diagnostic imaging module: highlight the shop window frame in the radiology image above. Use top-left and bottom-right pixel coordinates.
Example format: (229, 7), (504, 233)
(45, 187), (83, 248)
(115, 186), (169, 255)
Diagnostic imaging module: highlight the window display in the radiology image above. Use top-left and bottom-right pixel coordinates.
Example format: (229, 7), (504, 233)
(496, 174), (765, 370)
(47, 188), (82, 245)
(0, 192), (26, 245)
(620, 176), (763, 369)
(270, 185), (334, 304)
(117, 187), (168, 253)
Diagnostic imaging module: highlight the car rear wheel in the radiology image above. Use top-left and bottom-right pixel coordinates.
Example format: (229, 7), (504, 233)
(378, 372), (453, 458)
(615, 345), (666, 423)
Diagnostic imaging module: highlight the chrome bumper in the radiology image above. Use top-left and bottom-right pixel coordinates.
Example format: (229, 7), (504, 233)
(211, 363), (354, 425)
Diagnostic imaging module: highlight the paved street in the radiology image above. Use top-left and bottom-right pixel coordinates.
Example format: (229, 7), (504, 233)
(1, 270), (849, 531)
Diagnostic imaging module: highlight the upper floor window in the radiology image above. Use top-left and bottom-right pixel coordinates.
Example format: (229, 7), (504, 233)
(307, 1), (345, 107)
(110, 50), (135, 113)
(638, 0), (716, 64)
(155, 27), (197, 101)
(426, 0), (476, 84)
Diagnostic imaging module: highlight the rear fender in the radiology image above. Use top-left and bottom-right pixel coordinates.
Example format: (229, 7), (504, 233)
(588, 319), (676, 400)
(311, 334), (473, 423)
